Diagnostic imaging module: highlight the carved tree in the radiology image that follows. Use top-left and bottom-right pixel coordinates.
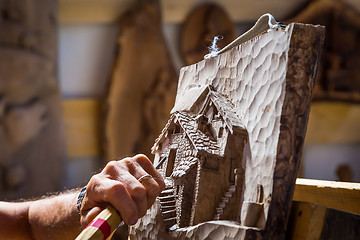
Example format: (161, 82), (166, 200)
(0, 0), (64, 199)
(130, 21), (325, 240)
(104, 0), (178, 160)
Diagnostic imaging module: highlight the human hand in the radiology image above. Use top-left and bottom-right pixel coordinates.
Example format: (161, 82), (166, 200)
(79, 154), (165, 227)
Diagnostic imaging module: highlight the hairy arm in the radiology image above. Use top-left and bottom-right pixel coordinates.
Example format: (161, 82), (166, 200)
(0, 201), (32, 240)
(28, 191), (81, 239)
(0, 154), (164, 240)
(0, 191), (81, 240)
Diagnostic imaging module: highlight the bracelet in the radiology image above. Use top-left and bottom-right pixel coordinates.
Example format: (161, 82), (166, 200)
(77, 186), (87, 215)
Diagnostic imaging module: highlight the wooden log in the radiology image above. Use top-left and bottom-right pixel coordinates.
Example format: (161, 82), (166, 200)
(104, 0), (177, 160)
(0, 0), (64, 199)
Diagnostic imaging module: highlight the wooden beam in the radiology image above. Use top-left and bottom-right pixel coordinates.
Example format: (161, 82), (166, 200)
(61, 99), (360, 156)
(61, 99), (360, 215)
(305, 102), (360, 144)
(287, 201), (327, 240)
(62, 99), (101, 157)
(293, 178), (360, 215)
(287, 201), (360, 240)
(59, 0), (305, 24)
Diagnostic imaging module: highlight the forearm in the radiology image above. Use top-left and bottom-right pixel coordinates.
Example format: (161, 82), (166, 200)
(0, 201), (32, 240)
(28, 190), (82, 240)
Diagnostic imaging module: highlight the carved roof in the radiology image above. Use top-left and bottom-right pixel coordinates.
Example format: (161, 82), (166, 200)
(151, 111), (221, 155)
(206, 90), (245, 134)
(176, 112), (221, 153)
(152, 86), (246, 155)
(171, 85), (245, 134)
(172, 155), (198, 178)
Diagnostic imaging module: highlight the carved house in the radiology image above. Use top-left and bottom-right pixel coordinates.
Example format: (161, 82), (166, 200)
(152, 85), (248, 228)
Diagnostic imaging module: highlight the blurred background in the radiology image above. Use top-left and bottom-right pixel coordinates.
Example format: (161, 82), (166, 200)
(0, 0), (359, 200)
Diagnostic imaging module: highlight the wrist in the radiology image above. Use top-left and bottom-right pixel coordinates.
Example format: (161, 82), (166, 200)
(77, 186), (87, 215)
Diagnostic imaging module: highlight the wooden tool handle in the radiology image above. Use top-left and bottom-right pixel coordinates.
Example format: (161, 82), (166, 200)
(75, 206), (122, 240)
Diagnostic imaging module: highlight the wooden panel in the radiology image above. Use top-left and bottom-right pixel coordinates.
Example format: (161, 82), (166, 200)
(293, 178), (360, 215)
(62, 99), (101, 157)
(305, 102), (360, 144)
(59, 0), (134, 24)
(287, 201), (360, 240)
(287, 201), (327, 240)
(59, 0), (304, 24)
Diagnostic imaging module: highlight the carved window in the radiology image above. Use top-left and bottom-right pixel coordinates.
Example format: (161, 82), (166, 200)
(203, 156), (219, 170)
(166, 148), (176, 177)
(218, 127), (224, 138)
(173, 123), (181, 134)
(198, 115), (209, 133)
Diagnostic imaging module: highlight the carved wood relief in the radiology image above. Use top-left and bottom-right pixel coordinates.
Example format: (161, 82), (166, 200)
(130, 19), (325, 240)
(0, 0), (64, 199)
(288, 0), (360, 102)
(181, 3), (237, 66)
(103, 0), (177, 160)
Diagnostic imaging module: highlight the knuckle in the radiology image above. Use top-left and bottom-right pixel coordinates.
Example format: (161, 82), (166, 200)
(106, 183), (126, 200)
(87, 174), (103, 190)
(121, 158), (134, 168)
(134, 154), (151, 165)
(131, 185), (146, 199)
(103, 161), (118, 173)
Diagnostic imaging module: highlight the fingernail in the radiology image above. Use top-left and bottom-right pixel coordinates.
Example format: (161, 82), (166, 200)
(130, 216), (138, 225)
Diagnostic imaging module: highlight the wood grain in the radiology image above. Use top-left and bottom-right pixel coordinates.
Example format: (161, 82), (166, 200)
(286, 201), (327, 240)
(61, 99), (360, 157)
(305, 102), (360, 144)
(59, 0), (306, 24)
(130, 22), (325, 240)
(103, 0), (177, 160)
(287, 201), (360, 240)
(62, 99), (101, 157)
(293, 178), (360, 215)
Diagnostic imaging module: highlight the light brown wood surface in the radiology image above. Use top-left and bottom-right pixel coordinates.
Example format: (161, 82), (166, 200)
(287, 202), (329, 240)
(287, 201), (360, 240)
(293, 178), (360, 215)
(59, 0), (360, 24)
(59, 0), (305, 24)
(61, 99), (360, 157)
(305, 103), (360, 144)
(103, 0), (177, 160)
(62, 99), (101, 157)
(129, 21), (325, 240)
